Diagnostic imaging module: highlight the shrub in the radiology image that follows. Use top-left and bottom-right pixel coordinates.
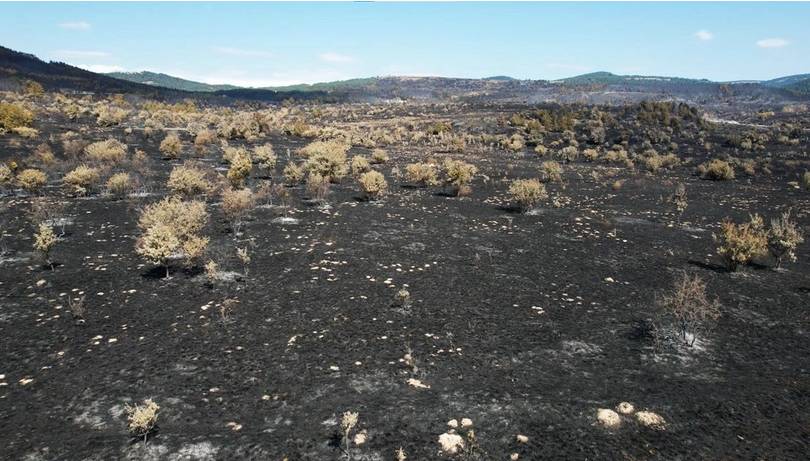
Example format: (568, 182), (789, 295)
(555, 146), (579, 162)
(656, 273), (721, 347)
(350, 155), (371, 176)
(582, 148), (599, 162)
(85, 138), (127, 163)
(534, 145), (548, 156)
(358, 170), (387, 200)
(193, 129), (217, 153)
(768, 211), (804, 268)
(603, 148), (632, 167)
(106, 172), (134, 198)
(22, 79), (44, 97)
(405, 162), (438, 187)
(509, 179), (547, 211)
(33, 143), (56, 167)
(303, 141), (348, 182)
(802, 171), (810, 190)
(221, 187), (255, 234)
(159, 133), (183, 159)
(254, 144), (277, 172)
(0, 163), (13, 188)
(95, 105), (129, 126)
(64, 165), (101, 196)
(671, 183), (688, 223)
(0, 102), (34, 130)
(540, 161), (563, 183)
(503, 134), (525, 152)
(716, 214), (767, 271)
(227, 149), (252, 188)
(17, 168), (47, 193)
(136, 197), (209, 275)
(370, 149), (389, 164)
(643, 153), (680, 173)
(305, 172), (330, 202)
(33, 223), (57, 269)
(283, 162), (305, 185)
(167, 163), (211, 197)
(698, 159), (734, 180)
(443, 159), (477, 195)
(12, 127), (38, 139)
(125, 399), (160, 442)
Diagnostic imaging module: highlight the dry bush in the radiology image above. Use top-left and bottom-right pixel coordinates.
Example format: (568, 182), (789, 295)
(643, 153), (680, 172)
(555, 146), (579, 162)
(443, 159), (477, 195)
(405, 162), (439, 187)
(62, 135), (86, 159)
(802, 171), (810, 190)
(218, 111), (260, 140)
(193, 129), (217, 153)
(85, 138), (127, 163)
(17, 168), (47, 193)
(509, 179), (547, 211)
(698, 159), (734, 180)
(534, 145), (548, 156)
(106, 172), (134, 198)
(0, 102), (34, 130)
(125, 399), (160, 442)
(540, 160), (563, 183)
(302, 141), (349, 182)
(0, 163), (13, 189)
(22, 79), (44, 97)
(33, 143), (57, 168)
(33, 223), (57, 269)
(716, 214), (767, 271)
(305, 172), (331, 202)
(64, 165), (101, 196)
(370, 148), (389, 164)
(603, 147), (632, 167)
(159, 133), (183, 159)
(768, 211), (804, 268)
(12, 126), (38, 139)
(226, 149), (252, 188)
(253, 144), (277, 172)
(503, 134), (525, 152)
(221, 187), (256, 234)
(283, 162), (305, 186)
(167, 163), (211, 197)
(656, 272), (721, 347)
(582, 148), (600, 162)
(350, 155), (371, 176)
(95, 105), (129, 126)
(671, 183), (688, 222)
(358, 170), (387, 200)
(136, 197), (209, 276)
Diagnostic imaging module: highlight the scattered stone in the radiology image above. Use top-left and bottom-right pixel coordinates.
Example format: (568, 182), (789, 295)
(19, 377), (34, 386)
(516, 434), (529, 444)
(447, 419), (458, 428)
(460, 418), (473, 428)
(407, 378), (430, 389)
(510, 454), (520, 460)
(635, 411), (666, 429)
(596, 408), (621, 428)
(616, 402), (634, 414)
(225, 421), (242, 431)
(438, 432), (464, 455)
(353, 430), (367, 446)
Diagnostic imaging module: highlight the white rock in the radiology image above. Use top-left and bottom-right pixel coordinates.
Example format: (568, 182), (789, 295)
(438, 432), (464, 455)
(447, 419), (458, 428)
(516, 434), (529, 443)
(460, 418), (473, 428)
(596, 408), (621, 428)
(635, 411), (666, 429)
(616, 402), (634, 414)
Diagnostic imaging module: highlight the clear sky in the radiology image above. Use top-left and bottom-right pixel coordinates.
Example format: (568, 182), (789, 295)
(0, 2), (808, 87)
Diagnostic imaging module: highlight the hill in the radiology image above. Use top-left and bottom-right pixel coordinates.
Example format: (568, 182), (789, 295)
(106, 71), (239, 92)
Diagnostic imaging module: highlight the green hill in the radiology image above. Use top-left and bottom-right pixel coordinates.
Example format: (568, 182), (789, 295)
(106, 71), (239, 92)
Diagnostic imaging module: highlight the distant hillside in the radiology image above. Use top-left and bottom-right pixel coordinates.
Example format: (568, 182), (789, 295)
(555, 71), (712, 86)
(106, 71), (239, 92)
(783, 77), (810, 96)
(0, 45), (185, 97)
(762, 73), (810, 88)
(261, 77), (379, 92)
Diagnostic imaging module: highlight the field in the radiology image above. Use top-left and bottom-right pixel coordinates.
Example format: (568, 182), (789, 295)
(1, 93), (809, 460)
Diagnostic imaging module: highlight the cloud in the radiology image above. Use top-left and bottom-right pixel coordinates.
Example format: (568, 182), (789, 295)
(694, 30), (714, 41)
(58, 21), (91, 31)
(212, 46), (272, 58)
(77, 64), (126, 73)
(53, 50), (111, 59)
(319, 52), (355, 64)
(756, 38), (789, 48)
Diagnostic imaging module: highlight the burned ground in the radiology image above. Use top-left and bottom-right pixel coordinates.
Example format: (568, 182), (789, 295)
(1, 96), (809, 460)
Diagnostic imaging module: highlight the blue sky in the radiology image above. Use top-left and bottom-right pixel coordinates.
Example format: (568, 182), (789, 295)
(0, 2), (808, 86)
